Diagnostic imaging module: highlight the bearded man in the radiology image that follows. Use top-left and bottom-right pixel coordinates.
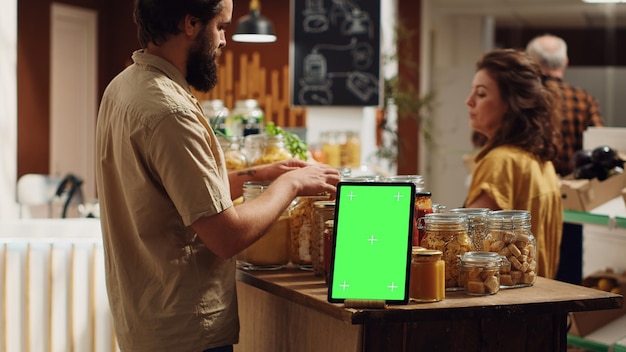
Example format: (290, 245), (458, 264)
(95, 1), (340, 351)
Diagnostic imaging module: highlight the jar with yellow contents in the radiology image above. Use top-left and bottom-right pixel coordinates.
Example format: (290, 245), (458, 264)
(218, 135), (247, 171)
(410, 248), (445, 302)
(253, 134), (292, 166)
(419, 213), (474, 290)
(237, 181), (290, 270)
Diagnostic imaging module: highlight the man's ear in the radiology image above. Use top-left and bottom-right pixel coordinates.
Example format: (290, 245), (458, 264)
(182, 14), (200, 36)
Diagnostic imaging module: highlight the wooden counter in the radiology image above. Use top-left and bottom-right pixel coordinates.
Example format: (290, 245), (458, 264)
(235, 269), (623, 352)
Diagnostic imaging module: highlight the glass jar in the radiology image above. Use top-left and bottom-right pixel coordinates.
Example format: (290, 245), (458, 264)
(289, 195), (329, 270)
(410, 248), (445, 302)
(323, 219), (335, 284)
(253, 134), (292, 166)
(311, 200), (335, 278)
(201, 99), (230, 135)
(484, 210), (537, 288)
(419, 213), (474, 290)
(340, 131), (361, 168)
(321, 131), (342, 168)
(238, 181), (290, 270)
(218, 135), (248, 171)
(449, 208), (491, 251)
(414, 192), (433, 247)
(242, 133), (266, 165)
(230, 99), (264, 137)
(384, 175), (425, 192)
(458, 251), (509, 296)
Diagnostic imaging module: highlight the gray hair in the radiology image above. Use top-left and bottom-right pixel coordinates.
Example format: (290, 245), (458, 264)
(526, 34), (568, 71)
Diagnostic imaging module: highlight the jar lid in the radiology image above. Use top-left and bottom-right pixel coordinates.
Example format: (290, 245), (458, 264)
(416, 191), (432, 197)
(411, 247), (442, 257)
(450, 207), (491, 215)
(458, 251), (507, 266)
(313, 200), (336, 208)
(423, 212), (468, 223)
(243, 181), (271, 190)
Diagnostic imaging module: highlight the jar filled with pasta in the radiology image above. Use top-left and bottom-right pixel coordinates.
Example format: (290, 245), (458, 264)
(289, 195), (329, 270)
(419, 213), (474, 290)
(449, 208), (491, 251)
(237, 181), (290, 270)
(218, 135), (248, 171)
(483, 210), (537, 288)
(253, 134), (292, 166)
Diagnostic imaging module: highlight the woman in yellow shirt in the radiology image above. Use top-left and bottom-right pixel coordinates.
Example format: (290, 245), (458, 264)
(464, 49), (563, 279)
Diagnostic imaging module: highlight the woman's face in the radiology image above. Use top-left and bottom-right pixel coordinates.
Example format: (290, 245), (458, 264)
(465, 69), (508, 139)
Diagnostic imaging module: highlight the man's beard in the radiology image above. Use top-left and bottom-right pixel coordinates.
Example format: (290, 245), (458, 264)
(186, 30), (219, 92)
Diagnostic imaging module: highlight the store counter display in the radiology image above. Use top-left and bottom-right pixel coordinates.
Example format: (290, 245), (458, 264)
(235, 269), (623, 352)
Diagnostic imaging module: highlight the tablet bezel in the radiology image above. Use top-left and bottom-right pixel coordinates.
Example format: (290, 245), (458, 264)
(327, 181), (416, 305)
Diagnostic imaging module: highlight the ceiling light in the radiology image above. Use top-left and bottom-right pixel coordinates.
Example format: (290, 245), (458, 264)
(232, 0), (277, 43)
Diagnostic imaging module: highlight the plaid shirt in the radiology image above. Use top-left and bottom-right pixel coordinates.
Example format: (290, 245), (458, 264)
(544, 76), (604, 176)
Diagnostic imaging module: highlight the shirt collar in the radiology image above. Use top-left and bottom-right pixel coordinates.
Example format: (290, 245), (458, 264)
(131, 49), (192, 94)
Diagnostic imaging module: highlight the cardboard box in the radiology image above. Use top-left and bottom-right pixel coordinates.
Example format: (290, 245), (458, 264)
(569, 270), (626, 337)
(560, 171), (626, 212)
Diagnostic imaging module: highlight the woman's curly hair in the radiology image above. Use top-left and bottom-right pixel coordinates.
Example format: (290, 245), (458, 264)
(474, 49), (561, 164)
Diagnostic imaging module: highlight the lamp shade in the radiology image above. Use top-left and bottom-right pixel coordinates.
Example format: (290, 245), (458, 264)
(232, 8), (277, 43)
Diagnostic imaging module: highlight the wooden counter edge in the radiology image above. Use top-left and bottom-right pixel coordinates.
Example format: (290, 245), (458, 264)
(236, 269), (623, 325)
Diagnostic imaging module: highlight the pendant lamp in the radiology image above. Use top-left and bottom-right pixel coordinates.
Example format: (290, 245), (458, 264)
(232, 0), (277, 43)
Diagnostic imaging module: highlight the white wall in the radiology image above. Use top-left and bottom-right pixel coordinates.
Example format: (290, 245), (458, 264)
(0, 0), (17, 219)
(420, 7), (487, 208)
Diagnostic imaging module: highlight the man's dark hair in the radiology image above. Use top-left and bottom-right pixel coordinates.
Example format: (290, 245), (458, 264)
(134, 0), (223, 47)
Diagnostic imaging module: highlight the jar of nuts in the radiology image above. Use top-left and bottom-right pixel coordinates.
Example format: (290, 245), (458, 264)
(458, 251), (509, 296)
(449, 208), (491, 251)
(483, 210), (537, 288)
(419, 213), (475, 290)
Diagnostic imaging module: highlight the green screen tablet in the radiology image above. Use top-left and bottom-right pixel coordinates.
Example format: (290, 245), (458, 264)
(327, 181), (415, 305)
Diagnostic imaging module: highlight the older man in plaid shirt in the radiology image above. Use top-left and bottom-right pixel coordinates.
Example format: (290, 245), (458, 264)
(526, 34), (604, 177)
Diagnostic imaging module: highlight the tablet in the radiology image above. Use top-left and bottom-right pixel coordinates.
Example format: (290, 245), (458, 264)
(327, 181), (415, 305)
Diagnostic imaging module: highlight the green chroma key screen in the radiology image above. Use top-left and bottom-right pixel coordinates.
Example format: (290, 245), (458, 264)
(328, 181), (415, 304)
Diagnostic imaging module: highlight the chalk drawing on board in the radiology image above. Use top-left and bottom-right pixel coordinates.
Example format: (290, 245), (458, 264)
(329, 0), (374, 39)
(297, 38), (377, 105)
(303, 0), (329, 33)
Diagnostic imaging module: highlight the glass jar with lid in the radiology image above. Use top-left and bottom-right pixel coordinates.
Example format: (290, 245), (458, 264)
(340, 131), (361, 168)
(218, 135), (247, 171)
(323, 219), (335, 284)
(237, 181), (290, 270)
(253, 134), (292, 166)
(419, 213), (475, 290)
(289, 195), (329, 270)
(230, 99), (264, 137)
(242, 134), (266, 165)
(201, 99), (230, 135)
(410, 248), (445, 302)
(449, 208), (491, 251)
(458, 251), (509, 296)
(311, 200), (336, 278)
(384, 175), (425, 192)
(483, 210), (537, 288)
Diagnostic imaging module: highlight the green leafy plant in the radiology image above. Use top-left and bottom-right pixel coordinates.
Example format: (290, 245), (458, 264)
(265, 122), (308, 161)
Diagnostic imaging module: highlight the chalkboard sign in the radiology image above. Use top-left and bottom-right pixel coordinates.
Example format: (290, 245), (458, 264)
(290, 0), (381, 107)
